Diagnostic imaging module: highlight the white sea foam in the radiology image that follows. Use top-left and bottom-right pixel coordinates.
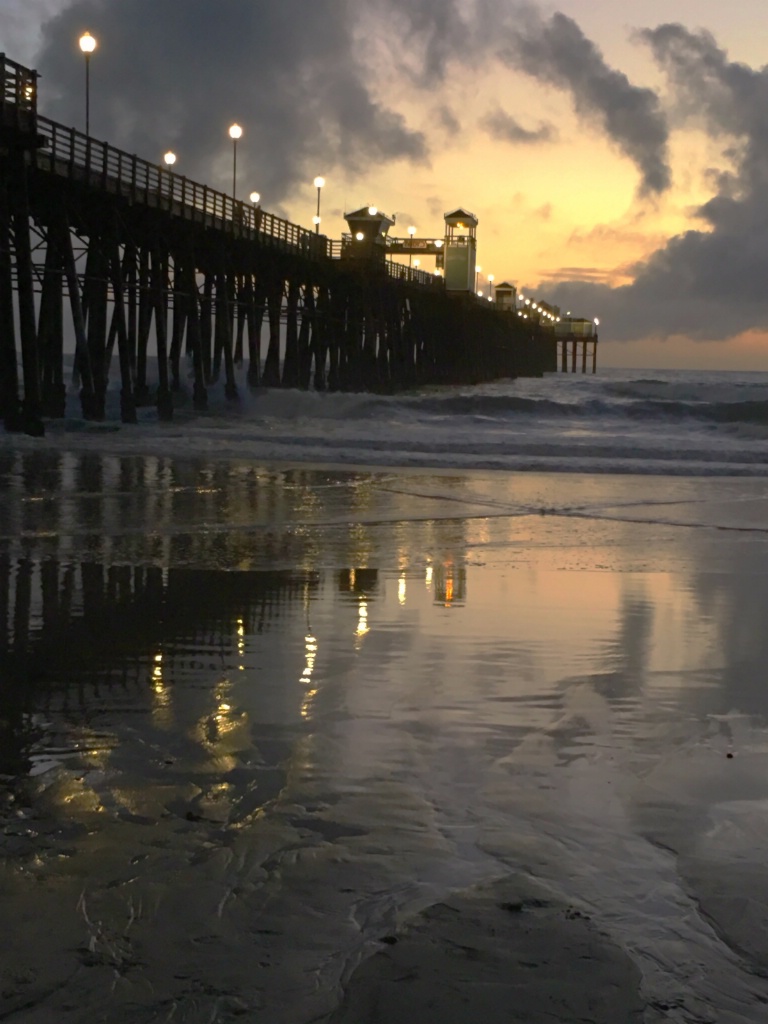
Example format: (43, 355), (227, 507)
(7, 365), (768, 476)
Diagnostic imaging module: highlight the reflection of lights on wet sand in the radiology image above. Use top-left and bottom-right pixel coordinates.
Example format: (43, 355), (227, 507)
(445, 576), (454, 605)
(398, 576), (407, 605)
(45, 728), (118, 816)
(151, 651), (172, 726)
(302, 634), (317, 681)
(194, 691), (247, 766)
(349, 568), (356, 590)
(301, 688), (318, 719)
(237, 616), (245, 669)
(301, 634), (318, 719)
(356, 599), (369, 638)
(425, 565), (433, 589)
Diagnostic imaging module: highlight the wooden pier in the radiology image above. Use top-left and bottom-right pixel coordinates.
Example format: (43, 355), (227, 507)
(0, 53), (583, 437)
(559, 335), (598, 374)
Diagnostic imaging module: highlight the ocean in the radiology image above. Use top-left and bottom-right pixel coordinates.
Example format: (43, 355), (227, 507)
(3, 365), (768, 1023)
(19, 364), (768, 477)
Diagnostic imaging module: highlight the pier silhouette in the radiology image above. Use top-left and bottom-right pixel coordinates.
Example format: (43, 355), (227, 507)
(1, 53), (595, 437)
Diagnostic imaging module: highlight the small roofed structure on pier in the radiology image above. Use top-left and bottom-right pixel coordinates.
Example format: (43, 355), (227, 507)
(343, 205), (395, 261)
(443, 208), (477, 292)
(494, 281), (517, 311)
(555, 316), (595, 337)
(0, 53), (39, 142)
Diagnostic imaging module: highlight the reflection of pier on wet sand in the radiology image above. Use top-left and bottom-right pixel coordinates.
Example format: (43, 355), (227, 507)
(3, 450), (768, 1022)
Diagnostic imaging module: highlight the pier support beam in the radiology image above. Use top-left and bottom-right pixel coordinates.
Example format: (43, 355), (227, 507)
(0, 167), (20, 430)
(10, 155), (44, 435)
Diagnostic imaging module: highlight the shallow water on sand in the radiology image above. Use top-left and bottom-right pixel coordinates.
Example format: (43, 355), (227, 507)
(3, 451), (768, 1022)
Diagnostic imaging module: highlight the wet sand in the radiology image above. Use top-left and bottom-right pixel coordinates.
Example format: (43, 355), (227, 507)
(328, 880), (646, 1023)
(3, 452), (768, 1022)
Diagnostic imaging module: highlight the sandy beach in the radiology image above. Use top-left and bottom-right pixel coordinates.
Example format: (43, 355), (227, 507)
(3, 450), (768, 1022)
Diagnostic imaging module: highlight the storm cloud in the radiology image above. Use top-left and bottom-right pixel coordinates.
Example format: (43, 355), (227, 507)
(34, 0), (428, 203)
(541, 25), (768, 342)
(500, 12), (671, 197)
(26, 1), (671, 207)
(482, 108), (555, 145)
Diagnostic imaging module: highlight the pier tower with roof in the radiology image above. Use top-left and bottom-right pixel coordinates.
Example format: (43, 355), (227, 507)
(442, 208), (478, 292)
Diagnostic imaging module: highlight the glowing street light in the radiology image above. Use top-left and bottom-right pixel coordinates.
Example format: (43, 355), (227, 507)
(228, 123), (242, 199)
(488, 273), (495, 301)
(78, 32), (97, 136)
(475, 264), (482, 292)
(162, 151), (176, 202)
(594, 317), (600, 327)
(413, 258), (420, 270)
(314, 176), (325, 234)
(249, 191), (262, 232)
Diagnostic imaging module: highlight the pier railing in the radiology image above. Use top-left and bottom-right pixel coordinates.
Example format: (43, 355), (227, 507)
(35, 115), (324, 252)
(32, 111), (442, 288)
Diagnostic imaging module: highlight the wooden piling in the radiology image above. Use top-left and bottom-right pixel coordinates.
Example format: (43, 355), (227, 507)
(10, 155), (44, 434)
(0, 170), (21, 429)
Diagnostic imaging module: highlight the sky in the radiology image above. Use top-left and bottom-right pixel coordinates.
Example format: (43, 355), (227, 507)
(6, 0), (768, 370)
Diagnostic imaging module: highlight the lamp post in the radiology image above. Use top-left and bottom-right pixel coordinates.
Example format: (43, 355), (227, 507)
(78, 32), (96, 136)
(228, 123), (242, 199)
(475, 264), (482, 293)
(313, 176), (325, 234)
(488, 273), (495, 302)
(407, 224), (416, 269)
(163, 151), (176, 202)
(250, 190), (261, 232)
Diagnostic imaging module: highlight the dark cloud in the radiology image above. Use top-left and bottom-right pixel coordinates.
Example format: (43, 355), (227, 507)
(540, 25), (768, 342)
(30, 1), (668, 210)
(380, 0), (479, 84)
(481, 108), (555, 145)
(501, 12), (671, 197)
(380, 0), (672, 200)
(26, 2), (768, 343)
(435, 105), (461, 135)
(637, 23), (763, 144)
(34, 0), (427, 204)
(3, 0), (62, 64)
